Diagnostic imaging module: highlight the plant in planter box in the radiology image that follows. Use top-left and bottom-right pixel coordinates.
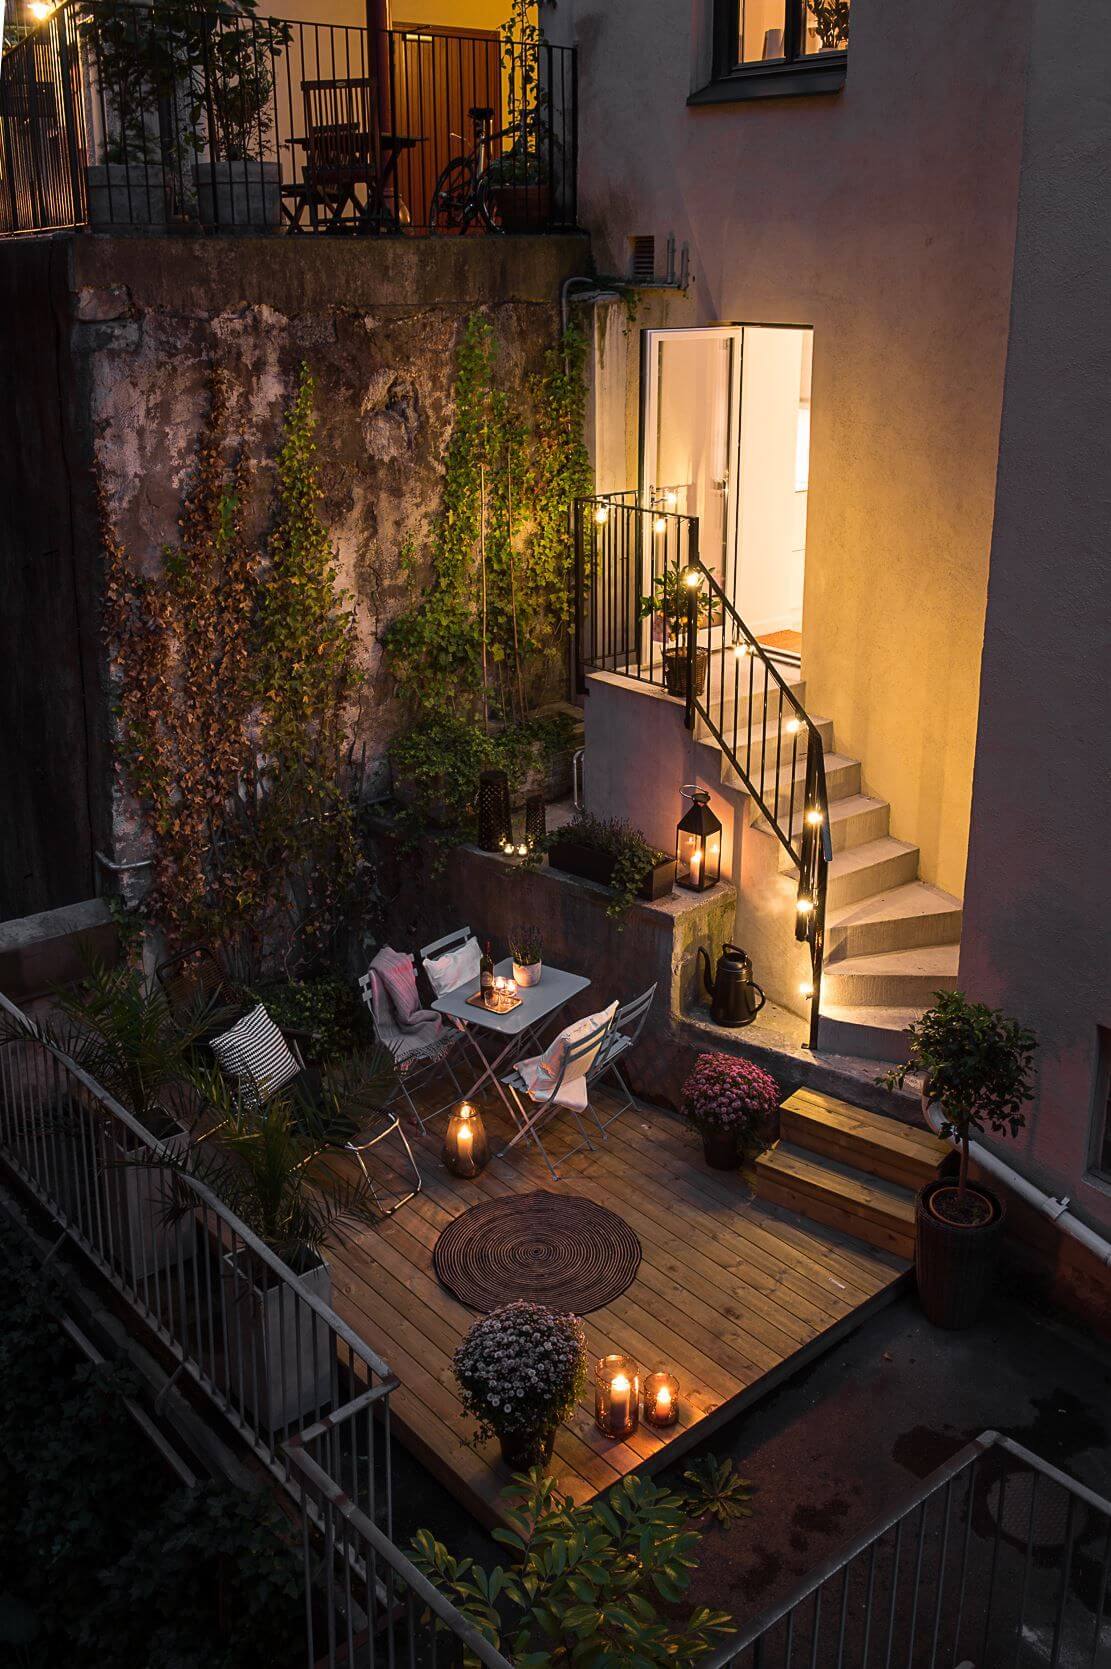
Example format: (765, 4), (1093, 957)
(507, 925), (543, 987)
(638, 562), (720, 700)
(544, 810), (675, 922)
(453, 1299), (586, 1471)
(880, 990), (1036, 1330)
(681, 1051), (780, 1170)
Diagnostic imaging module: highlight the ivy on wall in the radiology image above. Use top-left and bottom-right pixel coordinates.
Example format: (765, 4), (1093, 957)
(384, 314), (591, 728)
(103, 364), (363, 963)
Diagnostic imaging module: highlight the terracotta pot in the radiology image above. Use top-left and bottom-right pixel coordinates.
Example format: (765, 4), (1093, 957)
(498, 1424), (556, 1471)
(701, 1127), (740, 1170)
(512, 960), (542, 988)
(663, 646), (709, 700)
(915, 1177), (1007, 1330)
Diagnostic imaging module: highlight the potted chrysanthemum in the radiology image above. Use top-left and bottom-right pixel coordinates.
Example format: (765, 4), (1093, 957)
(453, 1300), (586, 1471)
(681, 1051), (780, 1169)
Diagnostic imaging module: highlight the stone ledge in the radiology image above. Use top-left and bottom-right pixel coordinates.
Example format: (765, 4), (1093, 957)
(0, 898), (120, 1002)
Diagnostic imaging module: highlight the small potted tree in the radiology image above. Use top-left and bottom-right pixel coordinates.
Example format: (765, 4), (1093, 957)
(638, 564), (719, 700)
(453, 1300), (586, 1471)
(507, 925), (543, 988)
(881, 991), (1036, 1330)
(681, 1051), (780, 1170)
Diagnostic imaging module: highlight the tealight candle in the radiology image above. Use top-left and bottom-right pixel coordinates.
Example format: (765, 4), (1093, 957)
(595, 1353), (640, 1439)
(644, 1371), (679, 1429)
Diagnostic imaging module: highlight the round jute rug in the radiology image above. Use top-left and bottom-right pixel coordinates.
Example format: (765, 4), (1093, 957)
(433, 1190), (642, 1314)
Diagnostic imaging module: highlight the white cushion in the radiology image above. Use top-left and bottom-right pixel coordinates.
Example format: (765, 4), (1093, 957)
(515, 1002), (618, 1110)
(423, 936), (481, 998)
(211, 1003), (300, 1107)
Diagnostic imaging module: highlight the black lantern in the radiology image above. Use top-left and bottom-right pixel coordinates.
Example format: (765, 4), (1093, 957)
(477, 770), (512, 853)
(676, 786), (721, 891)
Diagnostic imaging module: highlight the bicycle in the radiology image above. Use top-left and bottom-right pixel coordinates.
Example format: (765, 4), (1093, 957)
(429, 104), (506, 234)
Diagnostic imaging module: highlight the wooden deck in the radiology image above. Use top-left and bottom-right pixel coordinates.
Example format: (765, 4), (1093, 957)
(329, 1091), (910, 1530)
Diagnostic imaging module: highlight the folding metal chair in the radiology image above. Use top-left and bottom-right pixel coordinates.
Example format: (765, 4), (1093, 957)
(356, 964), (465, 1132)
(585, 982), (658, 1141)
(499, 1010), (617, 1181)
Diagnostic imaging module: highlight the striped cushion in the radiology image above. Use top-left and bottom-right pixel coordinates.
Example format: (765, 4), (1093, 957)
(211, 1003), (300, 1107)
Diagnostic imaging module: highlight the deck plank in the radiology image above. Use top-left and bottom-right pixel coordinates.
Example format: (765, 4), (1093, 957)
(327, 1090), (908, 1530)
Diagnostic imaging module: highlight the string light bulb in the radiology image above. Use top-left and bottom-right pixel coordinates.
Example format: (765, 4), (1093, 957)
(593, 504), (609, 526)
(806, 809), (824, 827)
(681, 565), (701, 589)
(796, 897), (813, 915)
(799, 983), (814, 999)
(786, 717), (802, 735)
(29, 0), (53, 16)
(664, 489), (679, 509)
(732, 639), (752, 659)
(653, 515), (667, 534)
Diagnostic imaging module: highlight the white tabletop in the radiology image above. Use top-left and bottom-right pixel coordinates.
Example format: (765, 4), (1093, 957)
(432, 958), (591, 1037)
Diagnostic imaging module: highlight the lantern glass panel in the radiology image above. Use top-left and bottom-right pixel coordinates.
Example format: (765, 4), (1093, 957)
(442, 1103), (489, 1178)
(676, 790), (722, 891)
(594, 1353), (640, 1439)
(644, 1371), (680, 1428)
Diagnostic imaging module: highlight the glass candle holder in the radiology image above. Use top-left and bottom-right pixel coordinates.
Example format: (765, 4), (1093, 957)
(643, 1371), (679, 1429)
(595, 1354), (640, 1439)
(442, 1102), (489, 1179)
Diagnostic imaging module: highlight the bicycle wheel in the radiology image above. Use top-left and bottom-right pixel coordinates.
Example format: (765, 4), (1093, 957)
(474, 169), (505, 235)
(430, 155), (478, 233)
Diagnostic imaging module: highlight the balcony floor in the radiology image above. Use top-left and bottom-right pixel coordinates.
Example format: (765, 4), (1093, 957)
(330, 1090), (909, 1530)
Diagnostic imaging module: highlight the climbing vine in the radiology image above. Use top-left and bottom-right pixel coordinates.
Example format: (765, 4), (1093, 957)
(384, 313), (591, 727)
(103, 364), (363, 962)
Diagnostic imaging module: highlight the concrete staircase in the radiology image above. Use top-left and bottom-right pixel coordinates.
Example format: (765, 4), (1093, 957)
(752, 1086), (950, 1259)
(695, 665), (962, 1062)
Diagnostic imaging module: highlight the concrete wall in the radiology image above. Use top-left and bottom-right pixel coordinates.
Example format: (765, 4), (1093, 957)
(959, 0), (1111, 1236)
(63, 232), (588, 876)
(571, 0), (1031, 900)
(0, 240), (108, 921)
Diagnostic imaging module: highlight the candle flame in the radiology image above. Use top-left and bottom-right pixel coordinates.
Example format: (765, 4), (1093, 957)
(611, 1373), (631, 1393)
(656, 1385), (672, 1409)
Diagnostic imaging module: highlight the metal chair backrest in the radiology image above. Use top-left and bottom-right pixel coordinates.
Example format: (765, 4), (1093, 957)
(302, 77), (380, 184)
(420, 926), (473, 961)
(155, 945), (227, 1022)
(539, 1011), (617, 1103)
(588, 983), (657, 1082)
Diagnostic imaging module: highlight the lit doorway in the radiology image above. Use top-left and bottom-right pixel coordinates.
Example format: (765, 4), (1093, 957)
(642, 324), (813, 660)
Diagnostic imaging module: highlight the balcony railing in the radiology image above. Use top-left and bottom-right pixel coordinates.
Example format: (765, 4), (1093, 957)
(0, 3), (577, 237)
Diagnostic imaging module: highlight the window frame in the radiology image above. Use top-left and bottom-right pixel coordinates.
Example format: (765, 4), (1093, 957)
(689, 0), (848, 105)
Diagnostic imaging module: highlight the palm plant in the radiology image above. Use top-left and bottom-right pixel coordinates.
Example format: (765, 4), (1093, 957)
(0, 961), (226, 1134)
(152, 1049), (396, 1267)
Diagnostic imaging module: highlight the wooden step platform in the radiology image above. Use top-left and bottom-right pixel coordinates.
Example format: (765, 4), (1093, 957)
(751, 1088), (949, 1261)
(326, 1091), (910, 1531)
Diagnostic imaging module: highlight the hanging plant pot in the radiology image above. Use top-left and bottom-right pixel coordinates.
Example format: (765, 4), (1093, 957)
(662, 646), (709, 700)
(915, 1177), (1007, 1330)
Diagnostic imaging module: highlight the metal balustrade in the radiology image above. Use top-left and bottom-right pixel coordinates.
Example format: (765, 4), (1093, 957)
(574, 490), (832, 1048)
(0, 4), (577, 237)
(701, 1430), (1111, 1669)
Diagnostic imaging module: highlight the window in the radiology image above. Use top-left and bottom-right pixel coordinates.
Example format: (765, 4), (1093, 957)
(692, 0), (849, 102)
(734, 0), (850, 66)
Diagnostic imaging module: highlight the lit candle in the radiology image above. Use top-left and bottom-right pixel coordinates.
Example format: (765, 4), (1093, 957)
(690, 846), (702, 886)
(653, 1382), (672, 1421)
(609, 1372), (632, 1432)
(643, 1371), (679, 1427)
(507, 978), (518, 1001)
(457, 1110), (474, 1164)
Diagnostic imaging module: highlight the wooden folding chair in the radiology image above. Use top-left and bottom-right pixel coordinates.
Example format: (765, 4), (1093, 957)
(285, 76), (382, 232)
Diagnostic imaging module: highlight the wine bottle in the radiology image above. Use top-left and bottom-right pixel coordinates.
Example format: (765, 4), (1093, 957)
(479, 941), (495, 1004)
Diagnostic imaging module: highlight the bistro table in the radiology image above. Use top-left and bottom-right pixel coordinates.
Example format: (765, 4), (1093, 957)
(431, 957), (591, 1129)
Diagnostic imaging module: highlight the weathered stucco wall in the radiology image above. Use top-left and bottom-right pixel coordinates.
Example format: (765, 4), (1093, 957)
(959, 0), (1111, 1237)
(63, 233), (589, 871)
(570, 0), (1031, 901)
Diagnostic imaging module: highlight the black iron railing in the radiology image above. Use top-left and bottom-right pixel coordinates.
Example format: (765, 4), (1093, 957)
(574, 490), (831, 1049)
(701, 1430), (1111, 1668)
(0, 4), (577, 237)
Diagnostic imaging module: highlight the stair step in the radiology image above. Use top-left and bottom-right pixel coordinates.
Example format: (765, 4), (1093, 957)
(714, 749), (861, 813)
(780, 1087), (949, 1190)
(703, 670), (806, 715)
(818, 1002), (922, 1062)
(774, 794), (890, 868)
(754, 1142), (917, 1259)
(826, 882), (963, 961)
(698, 712), (835, 762)
(826, 838), (920, 910)
(822, 943), (960, 1008)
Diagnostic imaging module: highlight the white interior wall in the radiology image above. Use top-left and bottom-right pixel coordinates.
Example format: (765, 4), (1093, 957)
(735, 326), (808, 638)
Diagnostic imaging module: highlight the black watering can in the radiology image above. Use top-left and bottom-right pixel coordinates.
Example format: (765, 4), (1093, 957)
(698, 943), (766, 1028)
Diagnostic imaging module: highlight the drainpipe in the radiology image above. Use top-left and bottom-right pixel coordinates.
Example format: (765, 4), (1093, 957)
(368, 0), (391, 132)
(922, 1102), (1111, 1268)
(561, 276), (620, 338)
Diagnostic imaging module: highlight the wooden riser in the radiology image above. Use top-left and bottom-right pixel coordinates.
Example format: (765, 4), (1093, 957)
(752, 1165), (916, 1262)
(780, 1087), (949, 1192)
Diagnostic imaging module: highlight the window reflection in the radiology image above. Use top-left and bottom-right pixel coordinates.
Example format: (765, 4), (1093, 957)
(735, 0), (850, 64)
(805, 0), (851, 54)
(738, 0), (787, 63)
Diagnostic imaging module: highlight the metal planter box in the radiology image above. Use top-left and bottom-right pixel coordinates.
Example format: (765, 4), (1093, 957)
(85, 163), (168, 227)
(546, 839), (676, 902)
(221, 1249), (334, 1430)
(109, 1120), (194, 1281)
(193, 161), (280, 231)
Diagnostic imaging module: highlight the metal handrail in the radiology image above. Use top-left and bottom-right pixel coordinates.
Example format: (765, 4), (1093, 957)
(700, 1428), (1111, 1667)
(687, 560), (832, 1051)
(284, 1438), (516, 1669)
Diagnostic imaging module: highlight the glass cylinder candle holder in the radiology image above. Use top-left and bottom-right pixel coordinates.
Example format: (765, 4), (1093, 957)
(595, 1354), (640, 1440)
(443, 1102), (488, 1179)
(643, 1371), (679, 1429)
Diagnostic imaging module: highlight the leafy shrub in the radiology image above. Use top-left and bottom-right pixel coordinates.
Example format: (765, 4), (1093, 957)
(681, 1051), (780, 1148)
(453, 1301), (586, 1444)
(389, 711), (575, 835)
(246, 973), (369, 1061)
(507, 924), (543, 966)
(549, 809), (669, 921)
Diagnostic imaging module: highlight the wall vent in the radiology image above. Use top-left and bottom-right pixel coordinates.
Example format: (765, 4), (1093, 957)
(629, 235), (656, 283)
